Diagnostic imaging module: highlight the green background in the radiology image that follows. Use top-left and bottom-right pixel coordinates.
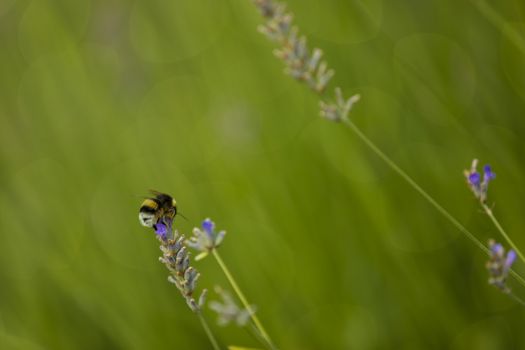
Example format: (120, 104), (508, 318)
(1, 0), (525, 349)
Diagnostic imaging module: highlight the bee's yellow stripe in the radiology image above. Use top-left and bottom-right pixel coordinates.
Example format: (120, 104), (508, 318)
(141, 198), (158, 209)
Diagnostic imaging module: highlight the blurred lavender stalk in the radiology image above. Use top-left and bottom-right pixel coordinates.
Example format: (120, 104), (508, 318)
(253, 0), (360, 122)
(487, 240), (516, 293)
(209, 286), (255, 327)
(485, 240), (525, 306)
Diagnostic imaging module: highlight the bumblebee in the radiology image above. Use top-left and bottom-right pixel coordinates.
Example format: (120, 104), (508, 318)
(139, 191), (177, 229)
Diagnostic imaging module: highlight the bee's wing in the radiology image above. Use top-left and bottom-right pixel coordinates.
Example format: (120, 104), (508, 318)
(149, 189), (167, 197)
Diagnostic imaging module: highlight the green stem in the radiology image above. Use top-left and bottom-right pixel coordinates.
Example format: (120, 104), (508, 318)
(482, 204), (525, 264)
(506, 290), (525, 307)
(198, 312), (221, 350)
(246, 323), (274, 350)
(341, 118), (525, 288)
(342, 118), (487, 251)
(212, 249), (277, 350)
(510, 269), (525, 288)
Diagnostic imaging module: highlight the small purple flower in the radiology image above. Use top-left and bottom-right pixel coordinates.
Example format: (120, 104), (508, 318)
(186, 218), (227, 260)
(155, 223), (168, 238)
(468, 172), (480, 186)
(465, 159), (496, 203)
(153, 217), (174, 240)
(483, 165), (496, 182)
(505, 250), (517, 271)
(202, 218), (215, 238)
(490, 242), (504, 257)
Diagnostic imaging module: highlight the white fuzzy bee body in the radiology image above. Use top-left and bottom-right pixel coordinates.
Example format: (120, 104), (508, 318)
(139, 212), (156, 227)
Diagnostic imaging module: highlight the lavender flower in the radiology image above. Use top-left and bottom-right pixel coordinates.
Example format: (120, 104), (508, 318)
(209, 286), (255, 327)
(154, 222), (169, 238)
(483, 165), (496, 182)
(254, 0), (334, 93)
(186, 218), (226, 261)
(253, 0), (359, 123)
(145, 215), (207, 312)
(464, 159), (496, 203)
(486, 239), (516, 293)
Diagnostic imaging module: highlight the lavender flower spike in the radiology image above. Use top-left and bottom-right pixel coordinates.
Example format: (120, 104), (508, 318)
(145, 213), (207, 313)
(254, 0), (334, 93)
(252, 0), (360, 122)
(486, 239), (516, 293)
(464, 159), (496, 203)
(186, 218), (227, 261)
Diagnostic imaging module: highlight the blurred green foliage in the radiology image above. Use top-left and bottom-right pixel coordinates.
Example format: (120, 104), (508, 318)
(1, 0), (525, 349)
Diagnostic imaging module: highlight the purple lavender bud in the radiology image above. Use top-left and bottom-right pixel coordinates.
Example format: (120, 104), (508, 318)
(483, 165), (496, 181)
(202, 218), (215, 238)
(155, 223), (168, 237)
(468, 172), (481, 186)
(505, 250), (517, 269)
(490, 242), (504, 257)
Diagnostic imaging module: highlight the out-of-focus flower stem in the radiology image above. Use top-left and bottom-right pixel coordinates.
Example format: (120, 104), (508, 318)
(212, 249), (277, 350)
(342, 119), (486, 250)
(509, 269), (525, 289)
(483, 203), (525, 265)
(341, 118), (525, 288)
(246, 323), (270, 349)
(506, 289), (525, 307)
(197, 312), (221, 350)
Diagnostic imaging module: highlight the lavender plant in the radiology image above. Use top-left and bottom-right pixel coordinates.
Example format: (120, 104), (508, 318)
(253, 0), (359, 119)
(464, 159), (496, 204)
(486, 240), (516, 293)
(485, 240), (525, 305)
(250, 0), (525, 303)
(254, 0), (334, 94)
(187, 219), (277, 350)
(464, 159), (525, 266)
(146, 217), (221, 350)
